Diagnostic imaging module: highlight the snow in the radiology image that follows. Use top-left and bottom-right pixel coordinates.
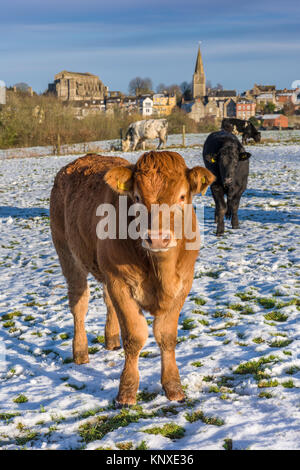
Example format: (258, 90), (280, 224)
(0, 133), (300, 450)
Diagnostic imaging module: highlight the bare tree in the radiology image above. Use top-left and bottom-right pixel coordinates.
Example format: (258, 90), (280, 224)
(128, 77), (153, 96)
(156, 83), (167, 93)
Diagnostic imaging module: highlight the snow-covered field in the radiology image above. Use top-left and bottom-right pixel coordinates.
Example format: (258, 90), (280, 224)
(0, 136), (300, 450)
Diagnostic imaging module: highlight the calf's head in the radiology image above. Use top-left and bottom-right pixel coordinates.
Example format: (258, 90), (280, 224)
(206, 143), (251, 188)
(104, 151), (215, 253)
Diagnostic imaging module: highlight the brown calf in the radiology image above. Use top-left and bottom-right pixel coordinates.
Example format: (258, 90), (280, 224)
(50, 151), (215, 405)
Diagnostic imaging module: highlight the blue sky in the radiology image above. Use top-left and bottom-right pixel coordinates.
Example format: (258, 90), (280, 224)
(0, 0), (299, 94)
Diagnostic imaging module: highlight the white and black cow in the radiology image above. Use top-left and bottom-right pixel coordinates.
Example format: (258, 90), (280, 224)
(203, 130), (251, 236)
(122, 119), (168, 151)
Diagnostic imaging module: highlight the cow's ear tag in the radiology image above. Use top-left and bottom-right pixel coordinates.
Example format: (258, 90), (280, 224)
(201, 176), (206, 184)
(117, 180), (130, 191)
(211, 158), (215, 163)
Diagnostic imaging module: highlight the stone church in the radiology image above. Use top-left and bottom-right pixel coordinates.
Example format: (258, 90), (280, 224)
(182, 46), (237, 122)
(48, 71), (108, 102)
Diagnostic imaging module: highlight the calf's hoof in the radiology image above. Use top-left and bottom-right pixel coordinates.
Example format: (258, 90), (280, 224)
(73, 352), (89, 365)
(216, 231), (224, 237)
(116, 393), (137, 406)
(163, 381), (185, 402)
(232, 224), (239, 229)
(105, 335), (121, 350)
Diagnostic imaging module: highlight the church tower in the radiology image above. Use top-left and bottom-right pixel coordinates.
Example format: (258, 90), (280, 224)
(192, 44), (206, 99)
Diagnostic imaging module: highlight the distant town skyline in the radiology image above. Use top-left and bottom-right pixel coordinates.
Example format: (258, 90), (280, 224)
(0, 0), (299, 94)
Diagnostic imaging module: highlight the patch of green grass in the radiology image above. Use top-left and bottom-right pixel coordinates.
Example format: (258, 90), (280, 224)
(213, 311), (233, 319)
(182, 318), (196, 330)
(116, 441), (133, 450)
(228, 304), (254, 315)
(185, 410), (224, 426)
(60, 333), (70, 340)
(198, 319), (209, 327)
(253, 337), (265, 344)
(88, 346), (99, 355)
(235, 292), (254, 302)
(282, 380), (294, 388)
(192, 309), (207, 315)
(1, 311), (22, 321)
(16, 431), (39, 446)
(79, 409), (157, 443)
(191, 297), (206, 306)
(257, 298), (277, 309)
(159, 406), (179, 416)
(24, 301), (43, 307)
(283, 350), (292, 356)
(258, 391), (273, 399)
(286, 366), (300, 375)
(258, 379), (279, 388)
(137, 391), (158, 402)
(143, 422), (185, 440)
(234, 355), (278, 376)
(202, 376), (214, 382)
(13, 394), (28, 404)
(209, 385), (220, 393)
(191, 361), (203, 368)
(3, 320), (15, 328)
(92, 335), (105, 344)
(80, 407), (106, 419)
(140, 351), (152, 358)
(136, 440), (148, 450)
(264, 311), (288, 322)
(24, 315), (35, 322)
(269, 339), (292, 348)
(223, 438), (233, 450)
(0, 412), (20, 421)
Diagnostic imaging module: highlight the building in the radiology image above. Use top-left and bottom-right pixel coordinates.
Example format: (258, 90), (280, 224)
(236, 99), (256, 119)
(244, 84), (276, 106)
(139, 96), (153, 116)
(48, 71), (108, 102)
(152, 93), (176, 115)
(192, 45), (206, 99)
(261, 114), (288, 128)
(121, 96), (138, 114)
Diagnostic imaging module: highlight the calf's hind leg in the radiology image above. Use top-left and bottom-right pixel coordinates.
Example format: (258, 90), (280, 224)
(104, 285), (121, 350)
(211, 184), (227, 236)
(52, 238), (90, 364)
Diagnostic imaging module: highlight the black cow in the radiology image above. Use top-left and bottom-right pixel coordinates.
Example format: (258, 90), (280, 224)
(221, 118), (261, 145)
(203, 130), (251, 236)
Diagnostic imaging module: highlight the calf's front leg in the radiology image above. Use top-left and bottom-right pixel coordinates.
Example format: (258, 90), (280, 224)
(153, 309), (185, 402)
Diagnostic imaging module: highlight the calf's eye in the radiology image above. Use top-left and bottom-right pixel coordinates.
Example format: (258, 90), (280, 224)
(179, 195), (185, 202)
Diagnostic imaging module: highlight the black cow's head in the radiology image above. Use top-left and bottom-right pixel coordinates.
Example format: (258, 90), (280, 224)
(206, 143), (251, 188)
(254, 131), (261, 143)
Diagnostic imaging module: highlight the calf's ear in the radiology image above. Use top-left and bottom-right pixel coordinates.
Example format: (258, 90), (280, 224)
(239, 151), (251, 161)
(187, 166), (216, 196)
(104, 165), (134, 194)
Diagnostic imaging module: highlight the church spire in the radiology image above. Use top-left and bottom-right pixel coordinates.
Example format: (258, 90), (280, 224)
(192, 43), (206, 99)
(194, 44), (204, 75)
